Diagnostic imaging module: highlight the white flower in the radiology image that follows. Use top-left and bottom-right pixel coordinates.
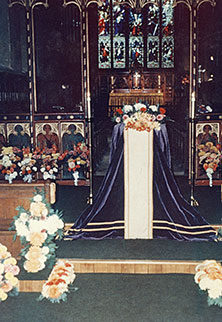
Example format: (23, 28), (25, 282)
(39, 261), (46, 271)
(12, 171), (18, 178)
(68, 161), (75, 169)
(21, 158), (31, 166)
(53, 167), (58, 173)
(42, 246), (49, 255)
(15, 221), (30, 240)
(33, 166), (37, 172)
(38, 254), (47, 264)
(29, 219), (45, 233)
(49, 169), (53, 175)
(33, 194), (42, 202)
(123, 105), (133, 113)
(134, 103), (146, 111)
(40, 167), (45, 173)
(2, 155), (12, 167)
(157, 114), (165, 121)
(44, 215), (64, 235)
(115, 117), (121, 123)
(206, 105), (213, 112)
(0, 263), (4, 274)
(43, 172), (50, 180)
(149, 105), (158, 112)
(199, 277), (211, 290)
(19, 212), (29, 223)
(208, 288), (222, 299)
(42, 208), (48, 216)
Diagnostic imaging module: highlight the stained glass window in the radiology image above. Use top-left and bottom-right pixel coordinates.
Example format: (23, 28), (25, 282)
(129, 10), (144, 67)
(98, 0), (111, 68)
(162, 0), (174, 68)
(98, 1), (174, 69)
(147, 4), (160, 68)
(113, 2), (126, 68)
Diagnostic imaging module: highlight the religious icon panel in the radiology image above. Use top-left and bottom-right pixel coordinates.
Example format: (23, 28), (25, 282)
(7, 123), (31, 149)
(196, 121), (221, 184)
(35, 123), (59, 152)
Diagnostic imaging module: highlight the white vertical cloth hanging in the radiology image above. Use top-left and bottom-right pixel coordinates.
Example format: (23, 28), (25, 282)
(124, 128), (154, 239)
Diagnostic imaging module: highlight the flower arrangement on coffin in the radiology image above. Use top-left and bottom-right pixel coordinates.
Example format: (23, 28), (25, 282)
(112, 103), (167, 132)
(0, 147), (20, 183)
(194, 260), (222, 307)
(37, 260), (77, 303)
(61, 142), (90, 185)
(197, 142), (222, 186)
(10, 190), (64, 273)
(0, 243), (20, 301)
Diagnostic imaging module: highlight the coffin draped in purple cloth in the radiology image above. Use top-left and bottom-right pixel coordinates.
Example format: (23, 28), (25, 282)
(64, 123), (216, 241)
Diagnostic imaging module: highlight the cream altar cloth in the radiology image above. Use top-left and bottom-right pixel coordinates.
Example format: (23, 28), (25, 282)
(124, 128), (154, 239)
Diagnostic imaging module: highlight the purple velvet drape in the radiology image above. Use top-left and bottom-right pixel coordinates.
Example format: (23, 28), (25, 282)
(65, 123), (216, 241)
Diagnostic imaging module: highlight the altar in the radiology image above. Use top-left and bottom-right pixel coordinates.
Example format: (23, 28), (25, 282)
(109, 89), (164, 110)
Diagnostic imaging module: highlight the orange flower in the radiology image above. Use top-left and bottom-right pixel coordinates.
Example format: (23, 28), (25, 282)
(1, 281), (13, 293)
(205, 265), (222, 280)
(116, 108), (123, 115)
(48, 285), (63, 299)
(159, 107), (166, 114)
(140, 107), (146, 112)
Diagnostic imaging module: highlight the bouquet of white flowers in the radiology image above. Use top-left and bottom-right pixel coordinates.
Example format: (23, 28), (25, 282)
(10, 190), (64, 273)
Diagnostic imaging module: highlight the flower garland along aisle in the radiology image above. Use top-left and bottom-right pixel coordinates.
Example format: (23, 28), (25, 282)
(0, 243), (20, 301)
(197, 142), (222, 187)
(194, 260), (222, 307)
(112, 103), (167, 131)
(10, 190), (64, 273)
(37, 260), (77, 303)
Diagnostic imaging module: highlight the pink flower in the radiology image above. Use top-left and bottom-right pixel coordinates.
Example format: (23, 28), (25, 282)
(123, 115), (129, 121)
(4, 264), (20, 276)
(157, 114), (165, 121)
